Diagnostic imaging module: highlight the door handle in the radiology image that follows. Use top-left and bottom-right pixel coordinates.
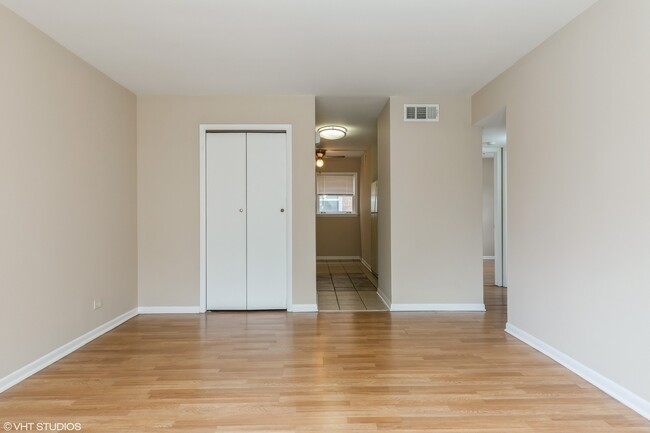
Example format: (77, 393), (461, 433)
(239, 209), (244, 213)
(280, 208), (285, 213)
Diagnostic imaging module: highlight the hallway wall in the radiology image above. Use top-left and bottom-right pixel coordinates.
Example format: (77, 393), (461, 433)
(385, 96), (483, 307)
(316, 158), (362, 258)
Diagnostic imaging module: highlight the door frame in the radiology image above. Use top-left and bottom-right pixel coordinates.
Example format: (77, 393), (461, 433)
(199, 124), (293, 312)
(482, 145), (506, 287)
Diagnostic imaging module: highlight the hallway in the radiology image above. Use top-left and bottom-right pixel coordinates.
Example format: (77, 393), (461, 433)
(483, 259), (507, 310)
(316, 259), (388, 311)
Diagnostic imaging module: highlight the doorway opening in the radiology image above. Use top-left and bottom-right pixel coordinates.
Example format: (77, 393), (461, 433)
(315, 152), (386, 311)
(314, 96), (388, 311)
(479, 108), (508, 311)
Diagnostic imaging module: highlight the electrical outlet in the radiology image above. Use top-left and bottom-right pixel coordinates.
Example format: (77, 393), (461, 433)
(93, 299), (103, 310)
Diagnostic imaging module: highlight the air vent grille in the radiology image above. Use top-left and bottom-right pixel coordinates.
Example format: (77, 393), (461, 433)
(404, 104), (439, 122)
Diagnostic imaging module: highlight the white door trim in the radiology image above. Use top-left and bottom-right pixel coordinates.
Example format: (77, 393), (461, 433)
(200, 124), (293, 313)
(502, 148), (508, 287)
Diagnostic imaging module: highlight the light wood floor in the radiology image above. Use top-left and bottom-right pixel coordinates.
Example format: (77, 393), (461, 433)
(483, 259), (507, 311)
(2, 309), (649, 432)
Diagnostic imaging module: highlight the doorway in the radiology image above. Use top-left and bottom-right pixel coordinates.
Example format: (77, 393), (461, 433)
(482, 148), (507, 310)
(479, 107), (508, 311)
(314, 152), (386, 311)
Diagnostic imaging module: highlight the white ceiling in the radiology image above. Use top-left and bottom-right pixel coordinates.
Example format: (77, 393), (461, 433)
(316, 96), (388, 151)
(1, 0), (597, 150)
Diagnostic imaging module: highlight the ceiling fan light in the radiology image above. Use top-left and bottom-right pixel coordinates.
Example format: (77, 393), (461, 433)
(317, 125), (347, 140)
(316, 158), (324, 168)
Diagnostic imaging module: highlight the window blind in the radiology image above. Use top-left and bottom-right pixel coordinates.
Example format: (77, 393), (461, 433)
(316, 173), (355, 195)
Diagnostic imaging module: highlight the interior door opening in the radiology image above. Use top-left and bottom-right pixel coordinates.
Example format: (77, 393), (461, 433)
(315, 150), (386, 311)
(479, 108), (508, 311)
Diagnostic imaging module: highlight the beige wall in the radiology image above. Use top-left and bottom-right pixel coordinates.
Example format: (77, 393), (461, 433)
(0, 6), (137, 379)
(473, 0), (650, 403)
(376, 102), (392, 302)
(316, 158), (361, 257)
(137, 95), (316, 307)
(482, 157), (495, 257)
(389, 96), (483, 305)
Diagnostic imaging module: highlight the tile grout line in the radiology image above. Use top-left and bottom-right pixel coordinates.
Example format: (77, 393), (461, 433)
(348, 265), (368, 311)
(329, 260), (341, 310)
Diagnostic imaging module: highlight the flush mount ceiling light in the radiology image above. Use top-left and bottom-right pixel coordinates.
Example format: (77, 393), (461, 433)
(317, 125), (347, 140)
(316, 149), (326, 168)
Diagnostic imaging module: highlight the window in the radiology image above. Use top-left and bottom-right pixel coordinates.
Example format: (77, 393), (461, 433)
(316, 172), (357, 215)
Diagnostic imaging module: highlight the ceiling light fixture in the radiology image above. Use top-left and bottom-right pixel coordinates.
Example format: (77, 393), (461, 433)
(317, 125), (347, 140)
(316, 149), (326, 168)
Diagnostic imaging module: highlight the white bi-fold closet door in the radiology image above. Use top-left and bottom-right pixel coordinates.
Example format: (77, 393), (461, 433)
(206, 132), (287, 310)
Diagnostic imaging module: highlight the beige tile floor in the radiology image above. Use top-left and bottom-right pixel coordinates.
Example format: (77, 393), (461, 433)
(318, 259), (505, 312)
(316, 259), (388, 311)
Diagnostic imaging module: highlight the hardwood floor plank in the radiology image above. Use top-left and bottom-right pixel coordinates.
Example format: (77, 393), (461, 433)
(0, 310), (648, 432)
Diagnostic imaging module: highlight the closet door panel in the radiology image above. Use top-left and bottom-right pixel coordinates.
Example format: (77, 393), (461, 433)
(206, 133), (247, 310)
(246, 133), (287, 310)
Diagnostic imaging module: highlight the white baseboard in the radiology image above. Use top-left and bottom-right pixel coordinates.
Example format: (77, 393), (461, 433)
(360, 258), (372, 271)
(505, 322), (650, 421)
(0, 308), (138, 394)
(138, 306), (201, 314)
(316, 256), (360, 260)
(483, 256), (496, 260)
(376, 290), (391, 310)
(289, 304), (318, 313)
(391, 303), (486, 312)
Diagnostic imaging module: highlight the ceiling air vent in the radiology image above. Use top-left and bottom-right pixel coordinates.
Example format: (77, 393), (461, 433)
(404, 104), (439, 122)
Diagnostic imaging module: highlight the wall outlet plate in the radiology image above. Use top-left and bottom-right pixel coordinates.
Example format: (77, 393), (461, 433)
(93, 299), (103, 310)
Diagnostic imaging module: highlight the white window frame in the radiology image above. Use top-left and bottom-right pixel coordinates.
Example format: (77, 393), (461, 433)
(316, 172), (358, 217)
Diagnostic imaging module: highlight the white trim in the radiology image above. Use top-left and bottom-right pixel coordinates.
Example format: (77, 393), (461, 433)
(482, 146), (505, 287)
(375, 290), (391, 310)
(289, 304), (318, 313)
(138, 306), (201, 314)
(0, 308), (138, 394)
(495, 147), (504, 286)
(316, 171), (359, 216)
(505, 323), (650, 421)
(360, 258), (373, 272)
(199, 124), (293, 313)
(316, 256), (360, 260)
(483, 256), (496, 260)
(316, 214), (358, 218)
(390, 303), (486, 312)
(502, 147), (508, 287)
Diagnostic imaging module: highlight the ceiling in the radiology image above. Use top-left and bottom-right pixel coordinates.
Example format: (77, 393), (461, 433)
(1, 0), (597, 150)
